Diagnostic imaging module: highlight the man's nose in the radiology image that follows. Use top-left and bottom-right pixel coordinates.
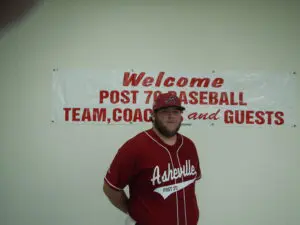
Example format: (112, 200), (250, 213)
(167, 112), (175, 117)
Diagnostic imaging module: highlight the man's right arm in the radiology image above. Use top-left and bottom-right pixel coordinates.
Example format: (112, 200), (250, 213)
(103, 181), (129, 214)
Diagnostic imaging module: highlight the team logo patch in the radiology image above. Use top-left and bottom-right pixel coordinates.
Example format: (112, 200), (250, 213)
(154, 178), (196, 199)
(165, 95), (177, 105)
(151, 160), (197, 199)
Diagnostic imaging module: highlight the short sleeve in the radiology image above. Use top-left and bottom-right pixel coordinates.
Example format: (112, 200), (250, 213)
(104, 140), (137, 191)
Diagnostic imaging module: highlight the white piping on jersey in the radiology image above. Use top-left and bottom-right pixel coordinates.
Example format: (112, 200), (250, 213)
(176, 151), (187, 225)
(104, 176), (123, 191)
(144, 131), (184, 225)
(176, 138), (201, 225)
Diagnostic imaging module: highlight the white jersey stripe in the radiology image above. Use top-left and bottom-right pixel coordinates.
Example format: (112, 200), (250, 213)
(176, 153), (188, 225)
(176, 135), (188, 225)
(104, 177), (123, 191)
(144, 131), (181, 225)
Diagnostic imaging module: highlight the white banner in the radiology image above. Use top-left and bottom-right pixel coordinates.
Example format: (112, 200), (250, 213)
(51, 69), (297, 127)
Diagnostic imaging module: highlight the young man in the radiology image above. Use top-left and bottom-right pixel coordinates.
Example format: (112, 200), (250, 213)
(103, 92), (202, 225)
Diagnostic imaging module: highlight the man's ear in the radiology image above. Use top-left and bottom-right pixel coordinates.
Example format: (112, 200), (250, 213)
(181, 116), (183, 121)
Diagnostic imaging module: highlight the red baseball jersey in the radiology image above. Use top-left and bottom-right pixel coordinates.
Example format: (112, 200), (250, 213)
(104, 128), (202, 225)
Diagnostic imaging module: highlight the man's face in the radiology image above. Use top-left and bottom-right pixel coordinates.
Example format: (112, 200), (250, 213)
(153, 107), (182, 138)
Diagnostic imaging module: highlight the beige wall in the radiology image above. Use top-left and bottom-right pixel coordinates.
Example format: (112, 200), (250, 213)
(0, 0), (299, 225)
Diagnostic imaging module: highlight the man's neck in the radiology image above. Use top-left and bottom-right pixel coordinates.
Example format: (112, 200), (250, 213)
(152, 127), (177, 146)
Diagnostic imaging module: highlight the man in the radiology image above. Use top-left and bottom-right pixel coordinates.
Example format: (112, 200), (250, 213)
(103, 92), (202, 225)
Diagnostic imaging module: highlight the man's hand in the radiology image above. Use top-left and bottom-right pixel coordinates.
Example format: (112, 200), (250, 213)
(103, 181), (129, 214)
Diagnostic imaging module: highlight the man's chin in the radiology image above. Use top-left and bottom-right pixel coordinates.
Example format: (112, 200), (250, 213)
(161, 130), (177, 138)
(155, 124), (181, 138)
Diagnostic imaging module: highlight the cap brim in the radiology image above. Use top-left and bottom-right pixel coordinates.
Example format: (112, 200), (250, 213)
(154, 105), (185, 112)
(177, 106), (185, 111)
